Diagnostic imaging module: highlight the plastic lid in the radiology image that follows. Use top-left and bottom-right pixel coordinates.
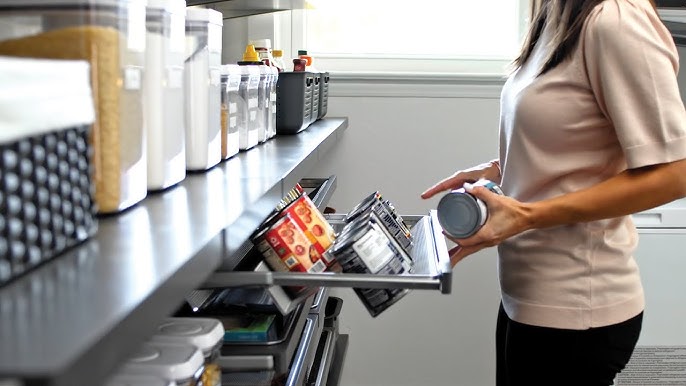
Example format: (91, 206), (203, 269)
(150, 317), (224, 354)
(241, 44), (261, 62)
(220, 64), (242, 76)
(0, 56), (95, 145)
(121, 342), (204, 382)
(272, 49), (283, 58)
(436, 192), (483, 238)
(298, 49), (308, 55)
(250, 38), (272, 50)
(106, 374), (175, 386)
(186, 7), (223, 25)
(147, 0), (185, 14)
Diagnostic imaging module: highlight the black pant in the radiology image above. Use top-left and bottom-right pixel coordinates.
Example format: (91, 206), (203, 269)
(496, 303), (642, 386)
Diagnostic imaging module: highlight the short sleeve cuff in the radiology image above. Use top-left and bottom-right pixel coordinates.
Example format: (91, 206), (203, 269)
(624, 135), (686, 169)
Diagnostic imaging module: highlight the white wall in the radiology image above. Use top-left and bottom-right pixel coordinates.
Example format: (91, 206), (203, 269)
(309, 80), (505, 386)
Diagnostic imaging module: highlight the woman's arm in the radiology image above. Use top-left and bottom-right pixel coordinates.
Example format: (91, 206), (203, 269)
(420, 158), (501, 200)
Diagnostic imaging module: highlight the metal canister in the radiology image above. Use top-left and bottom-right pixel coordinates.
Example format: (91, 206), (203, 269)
(436, 179), (504, 239)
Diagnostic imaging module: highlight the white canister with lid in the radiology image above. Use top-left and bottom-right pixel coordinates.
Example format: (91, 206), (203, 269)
(106, 373), (176, 386)
(184, 7), (223, 171)
(237, 65), (260, 150)
(150, 317), (224, 386)
(219, 64), (241, 160)
(145, 0), (187, 190)
(120, 341), (204, 386)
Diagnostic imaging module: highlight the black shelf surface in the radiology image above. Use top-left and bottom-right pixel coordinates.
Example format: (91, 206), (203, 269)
(0, 117), (348, 386)
(187, 0), (306, 19)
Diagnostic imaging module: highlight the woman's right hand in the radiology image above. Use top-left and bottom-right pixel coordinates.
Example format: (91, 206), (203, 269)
(420, 160), (500, 200)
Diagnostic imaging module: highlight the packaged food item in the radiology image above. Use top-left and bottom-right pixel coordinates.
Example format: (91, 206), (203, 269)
(220, 314), (277, 343)
(219, 64), (241, 159)
(0, 0), (148, 214)
(184, 7), (222, 171)
(0, 56), (97, 286)
(346, 192), (413, 250)
(145, 0), (187, 190)
(119, 341), (204, 386)
(437, 179), (504, 238)
(150, 317), (224, 386)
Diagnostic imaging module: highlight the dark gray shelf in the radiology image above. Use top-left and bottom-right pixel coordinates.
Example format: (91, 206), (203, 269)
(0, 117), (348, 386)
(663, 20), (686, 45)
(187, 0), (305, 19)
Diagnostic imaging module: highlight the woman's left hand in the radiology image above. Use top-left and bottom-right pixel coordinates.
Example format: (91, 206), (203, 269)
(446, 182), (531, 266)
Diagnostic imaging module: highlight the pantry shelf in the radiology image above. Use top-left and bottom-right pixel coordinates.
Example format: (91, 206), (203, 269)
(0, 117), (347, 386)
(203, 210), (453, 294)
(186, 0), (306, 19)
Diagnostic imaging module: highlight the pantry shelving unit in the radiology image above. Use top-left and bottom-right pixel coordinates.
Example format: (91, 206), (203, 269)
(0, 118), (347, 386)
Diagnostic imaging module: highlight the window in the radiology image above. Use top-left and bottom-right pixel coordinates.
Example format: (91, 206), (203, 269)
(290, 0), (531, 77)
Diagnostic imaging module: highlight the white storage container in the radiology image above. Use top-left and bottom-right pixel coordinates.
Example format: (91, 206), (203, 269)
(238, 65), (259, 150)
(145, 0), (187, 190)
(107, 374), (176, 386)
(268, 66), (279, 139)
(0, 0), (149, 214)
(150, 317), (224, 386)
(120, 341), (204, 386)
(256, 64), (270, 143)
(184, 7), (222, 171)
(220, 64), (241, 160)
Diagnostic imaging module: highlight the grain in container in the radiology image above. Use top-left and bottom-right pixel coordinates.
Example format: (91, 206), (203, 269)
(119, 341), (205, 386)
(0, 0), (149, 214)
(145, 0), (187, 190)
(150, 317), (224, 386)
(219, 64), (241, 160)
(0, 56), (97, 286)
(184, 7), (222, 171)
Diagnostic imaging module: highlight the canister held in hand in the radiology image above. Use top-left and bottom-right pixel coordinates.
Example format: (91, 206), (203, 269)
(436, 179), (503, 239)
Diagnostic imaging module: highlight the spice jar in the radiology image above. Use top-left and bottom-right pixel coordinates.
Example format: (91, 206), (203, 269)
(219, 64), (241, 160)
(150, 317), (224, 386)
(184, 7), (223, 171)
(145, 0), (187, 191)
(119, 341), (204, 386)
(0, 0), (149, 214)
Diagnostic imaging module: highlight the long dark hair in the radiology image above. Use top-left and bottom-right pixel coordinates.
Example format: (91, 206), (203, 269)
(513, 0), (657, 75)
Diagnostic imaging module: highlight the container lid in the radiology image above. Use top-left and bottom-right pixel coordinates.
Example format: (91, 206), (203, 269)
(121, 342), (204, 381)
(0, 0), (146, 7)
(250, 38), (272, 50)
(241, 44), (260, 62)
(220, 64), (241, 76)
(186, 7), (223, 25)
(150, 317), (224, 354)
(436, 191), (482, 238)
(272, 49), (283, 58)
(106, 374), (176, 386)
(147, 0), (185, 14)
(0, 56), (95, 145)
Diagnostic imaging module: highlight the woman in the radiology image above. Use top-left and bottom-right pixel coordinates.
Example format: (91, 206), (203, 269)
(421, 0), (686, 385)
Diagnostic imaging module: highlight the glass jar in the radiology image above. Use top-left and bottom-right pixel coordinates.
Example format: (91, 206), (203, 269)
(0, 0), (148, 214)
(220, 64), (241, 160)
(145, 0), (186, 190)
(184, 7), (222, 171)
(120, 341), (204, 386)
(150, 318), (224, 386)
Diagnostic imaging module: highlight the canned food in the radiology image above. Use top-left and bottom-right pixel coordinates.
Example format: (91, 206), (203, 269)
(345, 192), (412, 250)
(436, 179), (504, 239)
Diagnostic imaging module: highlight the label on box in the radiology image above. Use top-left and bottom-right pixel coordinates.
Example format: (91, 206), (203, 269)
(352, 227), (395, 274)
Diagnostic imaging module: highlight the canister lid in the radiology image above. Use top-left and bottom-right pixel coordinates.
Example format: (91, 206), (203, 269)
(121, 342), (204, 381)
(150, 317), (224, 354)
(436, 191), (483, 239)
(250, 38), (272, 49)
(186, 7), (223, 25)
(106, 374), (176, 386)
(147, 0), (185, 14)
(220, 64), (241, 76)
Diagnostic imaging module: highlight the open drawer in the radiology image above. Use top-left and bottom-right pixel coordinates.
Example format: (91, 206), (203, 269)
(204, 210), (452, 294)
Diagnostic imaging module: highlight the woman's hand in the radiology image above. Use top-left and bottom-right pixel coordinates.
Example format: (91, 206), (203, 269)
(421, 160), (501, 200)
(445, 182), (532, 266)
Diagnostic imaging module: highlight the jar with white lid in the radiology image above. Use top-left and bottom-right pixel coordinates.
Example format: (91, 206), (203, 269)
(0, 0), (148, 214)
(237, 65), (259, 150)
(220, 64), (241, 160)
(184, 7), (222, 171)
(150, 317), (224, 386)
(120, 341), (204, 386)
(145, 0), (186, 190)
(106, 373), (176, 386)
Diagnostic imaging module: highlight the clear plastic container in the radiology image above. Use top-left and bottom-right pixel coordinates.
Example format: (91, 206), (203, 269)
(120, 341), (205, 386)
(268, 66), (278, 139)
(0, 0), (149, 214)
(220, 64), (241, 160)
(184, 7), (222, 171)
(150, 317), (224, 386)
(237, 65), (259, 150)
(256, 64), (270, 143)
(145, 0), (186, 190)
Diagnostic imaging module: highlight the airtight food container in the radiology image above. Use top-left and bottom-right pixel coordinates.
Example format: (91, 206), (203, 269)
(184, 7), (222, 171)
(237, 65), (260, 150)
(106, 374), (176, 386)
(220, 64), (241, 160)
(0, 56), (97, 287)
(119, 341), (205, 386)
(145, 0), (187, 190)
(150, 317), (224, 386)
(0, 0), (149, 214)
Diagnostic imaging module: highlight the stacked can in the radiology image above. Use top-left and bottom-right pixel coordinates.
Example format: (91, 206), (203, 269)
(345, 192), (413, 251)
